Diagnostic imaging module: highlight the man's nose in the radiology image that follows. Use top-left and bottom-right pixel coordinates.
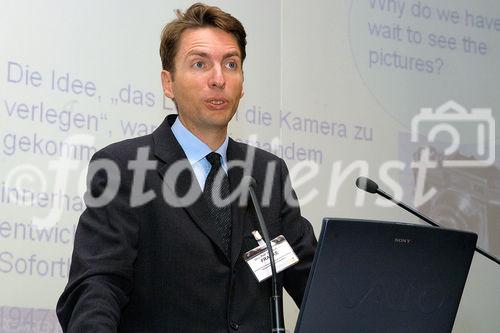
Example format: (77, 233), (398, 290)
(208, 65), (225, 89)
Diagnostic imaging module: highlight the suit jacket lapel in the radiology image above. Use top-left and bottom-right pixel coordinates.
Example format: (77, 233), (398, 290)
(152, 115), (229, 261)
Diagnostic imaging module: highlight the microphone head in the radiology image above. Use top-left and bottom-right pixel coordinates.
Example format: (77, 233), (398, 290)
(242, 175), (257, 189)
(355, 177), (378, 194)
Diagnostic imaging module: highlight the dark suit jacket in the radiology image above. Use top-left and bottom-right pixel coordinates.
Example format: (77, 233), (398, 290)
(57, 115), (317, 333)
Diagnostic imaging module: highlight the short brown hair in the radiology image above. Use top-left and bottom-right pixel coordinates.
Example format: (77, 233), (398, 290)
(159, 3), (247, 73)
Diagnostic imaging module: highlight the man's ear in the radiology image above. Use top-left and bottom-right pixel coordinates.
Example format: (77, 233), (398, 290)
(240, 70), (244, 98)
(161, 70), (175, 99)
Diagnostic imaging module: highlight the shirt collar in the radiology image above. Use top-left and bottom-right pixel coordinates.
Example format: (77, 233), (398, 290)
(171, 116), (229, 167)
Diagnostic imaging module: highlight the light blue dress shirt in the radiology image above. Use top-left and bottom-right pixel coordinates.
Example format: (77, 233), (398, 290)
(171, 117), (229, 190)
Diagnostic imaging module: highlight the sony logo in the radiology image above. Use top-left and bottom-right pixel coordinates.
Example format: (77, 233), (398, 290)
(394, 238), (412, 244)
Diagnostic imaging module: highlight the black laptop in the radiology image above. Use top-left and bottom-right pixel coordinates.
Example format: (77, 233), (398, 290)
(295, 218), (477, 333)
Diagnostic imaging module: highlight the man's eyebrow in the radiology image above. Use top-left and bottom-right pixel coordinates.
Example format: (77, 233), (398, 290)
(185, 50), (241, 59)
(186, 51), (209, 58)
(223, 51), (241, 59)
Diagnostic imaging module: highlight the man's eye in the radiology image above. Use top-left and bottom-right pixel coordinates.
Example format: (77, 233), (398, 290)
(193, 61), (205, 69)
(225, 61), (237, 70)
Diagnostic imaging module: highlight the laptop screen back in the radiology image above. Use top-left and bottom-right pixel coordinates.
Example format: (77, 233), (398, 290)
(295, 218), (477, 333)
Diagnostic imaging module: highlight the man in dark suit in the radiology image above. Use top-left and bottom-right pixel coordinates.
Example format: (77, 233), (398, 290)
(57, 3), (316, 332)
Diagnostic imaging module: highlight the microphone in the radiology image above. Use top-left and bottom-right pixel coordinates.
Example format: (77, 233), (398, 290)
(243, 176), (285, 333)
(355, 176), (378, 194)
(355, 176), (500, 265)
(244, 175), (257, 189)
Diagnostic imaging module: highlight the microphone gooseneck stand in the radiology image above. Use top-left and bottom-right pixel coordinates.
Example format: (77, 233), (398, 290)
(245, 176), (286, 332)
(355, 176), (500, 265)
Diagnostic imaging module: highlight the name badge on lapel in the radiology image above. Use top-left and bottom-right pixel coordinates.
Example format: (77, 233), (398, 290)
(244, 231), (299, 282)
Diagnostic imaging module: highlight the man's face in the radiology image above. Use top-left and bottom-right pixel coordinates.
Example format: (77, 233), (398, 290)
(161, 27), (244, 138)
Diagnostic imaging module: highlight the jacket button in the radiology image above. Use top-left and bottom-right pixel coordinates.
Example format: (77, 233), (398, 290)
(230, 321), (239, 330)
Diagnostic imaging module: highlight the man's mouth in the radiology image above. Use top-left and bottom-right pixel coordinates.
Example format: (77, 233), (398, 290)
(209, 99), (225, 105)
(205, 98), (229, 110)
